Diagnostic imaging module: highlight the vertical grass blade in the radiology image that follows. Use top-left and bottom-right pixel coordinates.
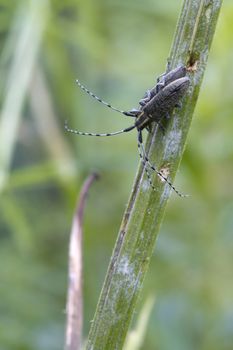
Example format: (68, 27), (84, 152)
(85, 1), (223, 349)
(0, 0), (48, 191)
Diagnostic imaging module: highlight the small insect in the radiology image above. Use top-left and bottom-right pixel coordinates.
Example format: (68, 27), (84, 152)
(65, 65), (190, 197)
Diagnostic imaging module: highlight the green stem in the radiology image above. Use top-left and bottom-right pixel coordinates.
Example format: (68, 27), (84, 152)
(85, 1), (223, 349)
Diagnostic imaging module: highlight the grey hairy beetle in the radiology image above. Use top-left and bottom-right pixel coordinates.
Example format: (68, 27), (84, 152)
(65, 65), (190, 197)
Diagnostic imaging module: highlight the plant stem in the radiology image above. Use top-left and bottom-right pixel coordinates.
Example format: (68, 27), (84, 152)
(65, 173), (98, 350)
(86, 1), (223, 349)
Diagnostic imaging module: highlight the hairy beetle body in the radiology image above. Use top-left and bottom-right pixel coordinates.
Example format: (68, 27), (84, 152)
(65, 65), (190, 197)
(139, 65), (187, 107)
(143, 77), (189, 120)
(135, 76), (190, 130)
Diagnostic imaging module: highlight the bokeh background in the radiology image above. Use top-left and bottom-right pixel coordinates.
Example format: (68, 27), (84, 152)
(0, 0), (233, 349)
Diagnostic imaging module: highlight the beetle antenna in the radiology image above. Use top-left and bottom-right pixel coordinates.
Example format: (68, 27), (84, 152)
(65, 120), (136, 137)
(76, 79), (135, 117)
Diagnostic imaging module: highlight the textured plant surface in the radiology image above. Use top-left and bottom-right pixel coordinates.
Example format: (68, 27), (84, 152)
(86, 1), (223, 349)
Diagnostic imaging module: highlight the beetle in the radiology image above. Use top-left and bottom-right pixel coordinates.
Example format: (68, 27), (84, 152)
(65, 65), (190, 197)
(138, 65), (187, 107)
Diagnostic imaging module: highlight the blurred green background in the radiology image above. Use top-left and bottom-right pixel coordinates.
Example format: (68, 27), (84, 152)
(0, 0), (233, 349)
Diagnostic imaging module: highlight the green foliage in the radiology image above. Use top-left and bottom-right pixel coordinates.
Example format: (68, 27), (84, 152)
(0, 0), (233, 349)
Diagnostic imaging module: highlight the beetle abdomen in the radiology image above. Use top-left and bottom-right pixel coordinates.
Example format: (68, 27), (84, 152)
(143, 76), (190, 120)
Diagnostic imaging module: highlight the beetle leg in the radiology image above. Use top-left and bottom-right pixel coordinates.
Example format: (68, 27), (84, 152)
(137, 130), (187, 197)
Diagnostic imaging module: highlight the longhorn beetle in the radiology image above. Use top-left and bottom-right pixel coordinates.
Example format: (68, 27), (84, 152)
(65, 65), (190, 197)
